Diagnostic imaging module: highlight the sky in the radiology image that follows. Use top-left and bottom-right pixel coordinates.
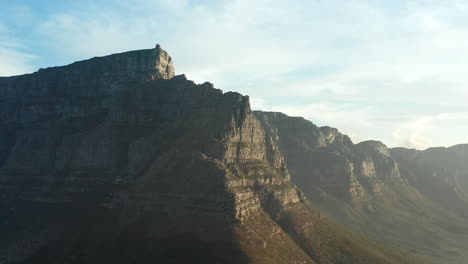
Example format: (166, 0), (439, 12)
(1, 0), (468, 150)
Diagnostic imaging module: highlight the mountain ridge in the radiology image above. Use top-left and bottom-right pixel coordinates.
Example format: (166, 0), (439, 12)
(0, 45), (461, 264)
(254, 110), (468, 263)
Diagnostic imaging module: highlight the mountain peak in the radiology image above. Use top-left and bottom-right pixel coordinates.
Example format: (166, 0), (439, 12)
(0, 45), (176, 110)
(2, 44), (175, 82)
(151, 44), (175, 80)
(357, 140), (390, 156)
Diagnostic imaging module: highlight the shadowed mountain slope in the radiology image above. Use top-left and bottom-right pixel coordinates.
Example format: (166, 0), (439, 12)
(390, 145), (468, 217)
(254, 111), (468, 264)
(0, 45), (417, 264)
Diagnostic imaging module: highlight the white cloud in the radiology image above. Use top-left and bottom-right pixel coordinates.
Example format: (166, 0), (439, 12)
(2, 0), (468, 149)
(0, 24), (36, 76)
(0, 47), (36, 76)
(252, 96), (468, 150)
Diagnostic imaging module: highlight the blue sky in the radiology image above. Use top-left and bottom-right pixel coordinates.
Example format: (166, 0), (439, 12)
(1, 0), (468, 149)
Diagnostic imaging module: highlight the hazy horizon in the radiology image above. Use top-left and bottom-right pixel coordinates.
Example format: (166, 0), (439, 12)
(1, 0), (467, 149)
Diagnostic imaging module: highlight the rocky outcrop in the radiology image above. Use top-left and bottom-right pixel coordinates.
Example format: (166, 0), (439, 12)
(0, 44), (174, 125)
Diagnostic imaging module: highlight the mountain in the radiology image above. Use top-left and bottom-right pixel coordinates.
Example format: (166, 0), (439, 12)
(254, 111), (468, 264)
(390, 145), (468, 217)
(0, 45), (417, 264)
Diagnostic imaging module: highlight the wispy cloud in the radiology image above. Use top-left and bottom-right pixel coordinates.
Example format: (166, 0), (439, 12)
(1, 0), (468, 149)
(0, 23), (37, 76)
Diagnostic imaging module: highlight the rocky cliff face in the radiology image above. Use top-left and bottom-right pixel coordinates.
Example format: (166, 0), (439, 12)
(254, 111), (468, 264)
(0, 45), (413, 264)
(253, 111), (404, 202)
(0, 44), (290, 263)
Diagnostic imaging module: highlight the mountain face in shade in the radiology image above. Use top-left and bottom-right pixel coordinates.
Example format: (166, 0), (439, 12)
(254, 111), (468, 264)
(253, 112), (403, 201)
(390, 145), (468, 217)
(0, 45), (417, 264)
